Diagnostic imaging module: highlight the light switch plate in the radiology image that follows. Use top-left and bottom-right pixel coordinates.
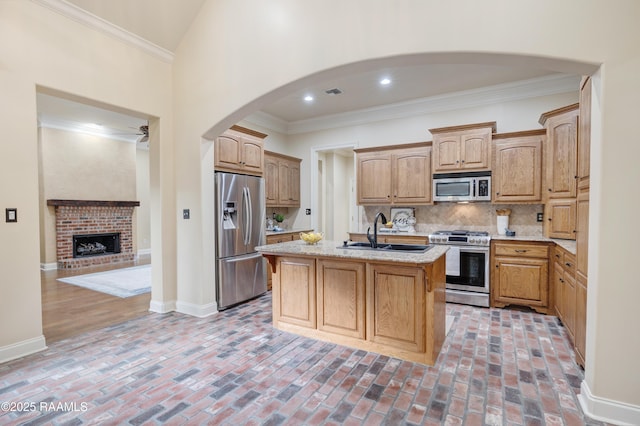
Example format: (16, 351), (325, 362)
(6, 208), (17, 223)
(183, 209), (190, 219)
(305, 208), (311, 215)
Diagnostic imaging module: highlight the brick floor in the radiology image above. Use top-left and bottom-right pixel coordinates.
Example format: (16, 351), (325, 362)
(0, 293), (607, 425)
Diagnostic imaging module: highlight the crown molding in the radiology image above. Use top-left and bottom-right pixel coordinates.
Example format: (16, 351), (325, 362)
(245, 74), (580, 135)
(31, 0), (173, 63)
(39, 119), (138, 144)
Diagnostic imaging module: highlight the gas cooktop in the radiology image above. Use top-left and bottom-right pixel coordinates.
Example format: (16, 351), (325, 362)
(428, 230), (491, 246)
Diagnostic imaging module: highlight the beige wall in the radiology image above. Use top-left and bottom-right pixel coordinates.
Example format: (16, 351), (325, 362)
(173, 0), (640, 422)
(0, 1), (175, 359)
(38, 127), (139, 264)
(2, 0), (639, 423)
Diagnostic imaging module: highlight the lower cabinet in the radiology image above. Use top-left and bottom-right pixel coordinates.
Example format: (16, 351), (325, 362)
(317, 259), (366, 339)
(268, 254), (446, 365)
(366, 263), (425, 353)
(491, 241), (551, 314)
(272, 256), (316, 329)
(574, 273), (587, 367)
(553, 245), (580, 359)
(265, 232), (304, 290)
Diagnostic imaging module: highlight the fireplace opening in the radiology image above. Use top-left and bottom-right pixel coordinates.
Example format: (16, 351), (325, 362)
(73, 233), (121, 258)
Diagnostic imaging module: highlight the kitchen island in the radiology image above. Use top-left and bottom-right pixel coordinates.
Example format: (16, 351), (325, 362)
(256, 239), (448, 365)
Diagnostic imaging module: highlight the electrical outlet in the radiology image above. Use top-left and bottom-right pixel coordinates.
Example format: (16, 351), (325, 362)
(305, 208), (311, 215)
(183, 209), (190, 219)
(537, 212), (543, 222)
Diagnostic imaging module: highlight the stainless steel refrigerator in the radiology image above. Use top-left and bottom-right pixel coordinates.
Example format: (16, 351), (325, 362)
(215, 172), (267, 309)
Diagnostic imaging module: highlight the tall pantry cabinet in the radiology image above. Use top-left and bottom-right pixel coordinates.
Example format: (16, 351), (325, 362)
(574, 76), (591, 368)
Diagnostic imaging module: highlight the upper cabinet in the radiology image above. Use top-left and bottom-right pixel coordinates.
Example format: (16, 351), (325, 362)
(356, 143), (431, 205)
(430, 122), (496, 173)
(492, 130), (545, 203)
(214, 125), (267, 176)
(264, 151), (301, 207)
(578, 76), (592, 190)
(539, 104), (579, 199)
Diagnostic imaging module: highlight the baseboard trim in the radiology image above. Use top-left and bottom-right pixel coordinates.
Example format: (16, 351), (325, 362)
(176, 301), (218, 318)
(0, 335), (47, 364)
(149, 299), (176, 314)
(137, 248), (151, 256)
(40, 262), (58, 271)
(578, 380), (640, 426)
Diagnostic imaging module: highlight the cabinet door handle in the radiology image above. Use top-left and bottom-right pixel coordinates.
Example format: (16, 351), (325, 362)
(495, 264), (499, 268)
(555, 254), (561, 259)
(496, 192), (500, 195)
(515, 249), (528, 253)
(560, 278), (565, 283)
(548, 218), (552, 221)
(565, 262), (573, 268)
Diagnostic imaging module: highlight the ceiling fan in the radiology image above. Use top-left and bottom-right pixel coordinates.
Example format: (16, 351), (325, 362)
(136, 124), (149, 143)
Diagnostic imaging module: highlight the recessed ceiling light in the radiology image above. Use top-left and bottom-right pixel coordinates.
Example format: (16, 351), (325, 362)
(380, 77), (391, 86)
(304, 95), (314, 102)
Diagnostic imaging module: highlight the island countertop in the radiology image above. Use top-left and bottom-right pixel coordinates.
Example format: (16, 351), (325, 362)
(256, 239), (449, 264)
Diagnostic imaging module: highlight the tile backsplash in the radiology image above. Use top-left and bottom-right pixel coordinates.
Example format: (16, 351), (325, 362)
(360, 204), (544, 236)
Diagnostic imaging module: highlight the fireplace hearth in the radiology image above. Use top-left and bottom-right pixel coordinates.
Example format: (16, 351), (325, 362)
(73, 233), (120, 258)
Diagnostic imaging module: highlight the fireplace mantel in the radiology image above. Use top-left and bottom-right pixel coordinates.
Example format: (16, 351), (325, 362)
(47, 199), (140, 207)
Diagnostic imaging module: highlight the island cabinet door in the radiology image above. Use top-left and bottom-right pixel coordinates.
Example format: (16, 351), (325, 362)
(316, 260), (366, 339)
(366, 264), (426, 353)
(273, 257), (316, 329)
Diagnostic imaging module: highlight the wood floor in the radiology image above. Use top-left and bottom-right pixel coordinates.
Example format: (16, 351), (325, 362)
(41, 256), (151, 343)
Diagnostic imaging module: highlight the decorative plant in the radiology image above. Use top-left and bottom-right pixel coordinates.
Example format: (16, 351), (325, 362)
(275, 213), (285, 223)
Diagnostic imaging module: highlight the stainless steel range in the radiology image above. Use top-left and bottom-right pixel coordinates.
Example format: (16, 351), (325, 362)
(428, 230), (491, 307)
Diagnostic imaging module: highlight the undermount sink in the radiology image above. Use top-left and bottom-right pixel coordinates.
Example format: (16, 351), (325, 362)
(339, 242), (433, 253)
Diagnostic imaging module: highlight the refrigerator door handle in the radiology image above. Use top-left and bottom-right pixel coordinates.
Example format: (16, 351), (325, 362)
(246, 186), (253, 246)
(242, 186), (251, 245)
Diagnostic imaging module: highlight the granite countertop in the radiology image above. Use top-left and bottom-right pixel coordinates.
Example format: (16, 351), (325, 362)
(349, 230), (577, 255)
(256, 239), (449, 265)
(266, 228), (312, 236)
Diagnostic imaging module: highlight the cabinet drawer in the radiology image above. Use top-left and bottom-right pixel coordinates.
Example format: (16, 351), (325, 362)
(494, 243), (549, 258)
(553, 246), (564, 264)
(563, 252), (576, 273)
(267, 234), (295, 244)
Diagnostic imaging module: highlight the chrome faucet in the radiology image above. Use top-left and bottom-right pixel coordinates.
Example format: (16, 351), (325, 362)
(367, 212), (388, 248)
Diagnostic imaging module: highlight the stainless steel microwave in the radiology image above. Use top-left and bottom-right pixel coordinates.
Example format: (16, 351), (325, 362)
(432, 172), (491, 202)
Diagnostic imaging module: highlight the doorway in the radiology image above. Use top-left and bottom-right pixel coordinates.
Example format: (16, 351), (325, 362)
(36, 89), (153, 342)
(312, 145), (358, 241)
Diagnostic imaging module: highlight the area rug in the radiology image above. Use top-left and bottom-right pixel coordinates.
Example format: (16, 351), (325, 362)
(57, 265), (151, 298)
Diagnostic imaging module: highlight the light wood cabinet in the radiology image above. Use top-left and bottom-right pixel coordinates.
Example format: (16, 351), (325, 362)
(272, 256), (316, 329)
(214, 125), (266, 176)
(492, 130), (544, 202)
(262, 250), (447, 365)
(266, 231), (305, 290)
(367, 263), (425, 352)
(317, 259), (366, 339)
(575, 273), (587, 367)
(491, 241), (551, 314)
(545, 199), (577, 240)
(540, 104), (579, 199)
(574, 185), (589, 368)
(356, 143), (431, 205)
(430, 122), (495, 172)
(264, 151), (301, 207)
(553, 246), (577, 343)
(578, 76), (591, 190)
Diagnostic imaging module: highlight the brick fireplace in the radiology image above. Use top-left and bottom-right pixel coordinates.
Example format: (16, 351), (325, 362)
(47, 199), (140, 269)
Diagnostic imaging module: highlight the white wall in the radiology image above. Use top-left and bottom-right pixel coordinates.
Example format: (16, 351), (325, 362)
(0, 1), (175, 360)
(136, 148), (151, 254)
(172, 1), (640, 423)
